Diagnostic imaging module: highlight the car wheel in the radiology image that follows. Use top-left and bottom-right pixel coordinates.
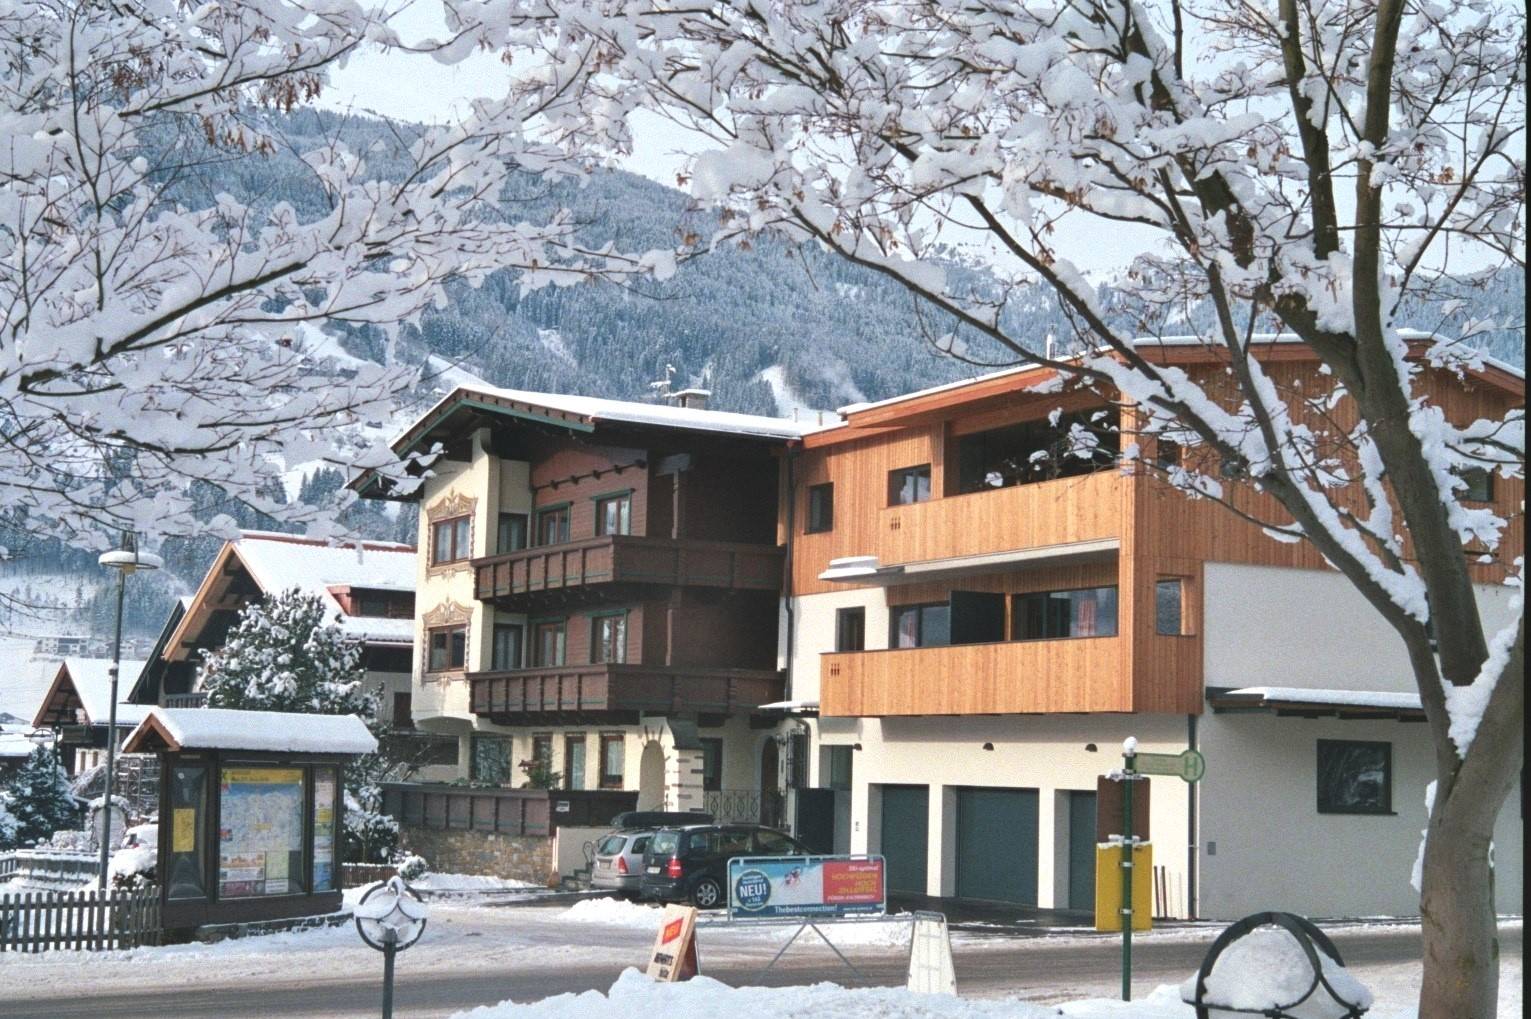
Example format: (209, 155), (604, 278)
(690, 877), (723, 910)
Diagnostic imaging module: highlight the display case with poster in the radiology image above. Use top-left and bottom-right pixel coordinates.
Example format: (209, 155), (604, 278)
(312, 767), (337, 893)
(218, 767), (306, 898)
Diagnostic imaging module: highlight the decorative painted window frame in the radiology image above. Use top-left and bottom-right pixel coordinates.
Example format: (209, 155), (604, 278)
(420, 600), (473, 681)
(425, 492), (478, 575)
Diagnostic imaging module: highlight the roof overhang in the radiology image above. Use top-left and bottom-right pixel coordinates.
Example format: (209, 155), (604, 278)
(1207, 686), (1427, 722)
(819, 537), (1120, 585)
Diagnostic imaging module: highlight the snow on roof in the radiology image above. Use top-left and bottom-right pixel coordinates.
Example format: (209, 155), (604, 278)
(1219, 686), (1424, 711)
(127, 707), (378, 755)
(0, 729), (36, 758)
(59, 658), (150, 726)
(232, 532), (417, 645)
(402, 383), (816, 447)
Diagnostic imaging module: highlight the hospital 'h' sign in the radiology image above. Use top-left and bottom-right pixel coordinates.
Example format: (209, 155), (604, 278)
(726, 855), (886, 920)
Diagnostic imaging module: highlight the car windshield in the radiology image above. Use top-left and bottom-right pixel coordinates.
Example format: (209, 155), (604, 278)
(650, 831), (681, 856)
(596, 835), (627, 855)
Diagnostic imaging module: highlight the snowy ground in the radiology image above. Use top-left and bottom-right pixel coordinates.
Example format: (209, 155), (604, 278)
(0, 891), (1519, 1018)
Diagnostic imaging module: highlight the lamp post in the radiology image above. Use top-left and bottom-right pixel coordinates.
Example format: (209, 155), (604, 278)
(354, 876), (428, 1019)
(95, 532), (162, 890)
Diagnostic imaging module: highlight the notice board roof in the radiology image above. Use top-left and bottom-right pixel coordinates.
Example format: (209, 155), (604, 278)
(123, 707), (378, 756)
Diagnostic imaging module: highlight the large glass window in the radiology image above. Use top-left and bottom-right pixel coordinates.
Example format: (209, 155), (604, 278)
(165, 765), (208, 900)
(218, 767), (305, 898)
(835, 607), (866, 652)
(590, 613), (627, 664)
(564, 734), (587, 790)
(497, 513), (528, 554)
(430, 515), (472, 565)
(312, 767), (337, 893)
(1317, 740), (1392, 814)
(594, 493), (633, 536)
(427, 625), (467, 671)
(955, 411), (1120, 493)
(806, 483), (834, 533)
(491, 623), (524, 671)
(1155, 579), (1184, 636)
(531, 620), (566, 667)
(536, 504), (571, 545)
(890, 603), (951, 648)
(600, 733), (625, 788)
(1014, 586), (1119, 639)
(888, 465), (932, 505)
(471, 735), (514, 785)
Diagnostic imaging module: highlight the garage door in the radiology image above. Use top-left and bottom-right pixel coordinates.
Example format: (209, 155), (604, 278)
(1067, 790), (1097, 911)
(879, 785), (929, 895)
(956, 787), (1039, 903)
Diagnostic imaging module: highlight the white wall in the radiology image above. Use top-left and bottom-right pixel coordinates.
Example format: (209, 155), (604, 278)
(1203, 563), (1520, 693)
(1198, 711), (1523, 919)
(784, 588), (891, 704)
(825, 713), (1193, 911)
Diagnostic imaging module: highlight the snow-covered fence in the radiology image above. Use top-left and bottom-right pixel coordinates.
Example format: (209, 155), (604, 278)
(0, 886), (161, 952)
(1, 849), (98, 893)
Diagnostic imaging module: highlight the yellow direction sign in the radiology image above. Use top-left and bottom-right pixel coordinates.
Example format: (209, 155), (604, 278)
(1133, 750), (1205, 782)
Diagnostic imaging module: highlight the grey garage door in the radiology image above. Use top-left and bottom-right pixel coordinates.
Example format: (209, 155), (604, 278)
(1067, 790), (1098, 911)
(879, 785), (929, 895)
(956, 787), (1039, 903)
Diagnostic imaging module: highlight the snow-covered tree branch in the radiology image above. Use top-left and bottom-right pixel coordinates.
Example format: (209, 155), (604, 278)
(452, 1), (1524, 1013)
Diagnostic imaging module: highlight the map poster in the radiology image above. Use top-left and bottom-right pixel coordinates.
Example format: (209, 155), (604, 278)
(219, 767), (305, 898)
(727, 855), (886, 920)
(312, 769), (337, 892)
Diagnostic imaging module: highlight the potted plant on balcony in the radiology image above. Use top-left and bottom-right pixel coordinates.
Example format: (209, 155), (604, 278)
(517, 758), (561, 790)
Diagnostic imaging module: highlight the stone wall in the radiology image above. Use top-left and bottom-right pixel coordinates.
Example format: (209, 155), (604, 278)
(398, 826), (555, 885)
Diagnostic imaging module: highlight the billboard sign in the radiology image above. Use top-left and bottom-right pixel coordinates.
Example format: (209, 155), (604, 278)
(726, 855), (886, 920)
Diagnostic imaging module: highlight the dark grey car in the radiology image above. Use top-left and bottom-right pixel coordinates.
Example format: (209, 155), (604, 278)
(590, 829), (655, 897)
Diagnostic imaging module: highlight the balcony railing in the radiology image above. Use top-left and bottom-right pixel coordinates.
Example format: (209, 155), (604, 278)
(820, 636), (1128, 717)
(163, 692), (208, 709)
(472, 535), (782, 608)
(470, 663), (785, 724)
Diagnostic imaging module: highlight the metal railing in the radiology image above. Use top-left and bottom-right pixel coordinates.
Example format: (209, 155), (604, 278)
(163, 692), (208, 708)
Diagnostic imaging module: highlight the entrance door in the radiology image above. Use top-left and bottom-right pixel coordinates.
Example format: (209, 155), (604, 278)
(879, 785), (930, 895)
(795, 788), (836, 853)
(956, 787), (1039, 903)
(760, 740), (783, 828)
(1067, 790), (1098, 911)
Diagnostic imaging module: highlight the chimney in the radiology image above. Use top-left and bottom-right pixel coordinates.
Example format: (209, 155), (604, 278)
(671, 388), (711, 411)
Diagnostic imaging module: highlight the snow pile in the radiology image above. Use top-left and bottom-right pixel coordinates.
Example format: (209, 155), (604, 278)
(413, 872), (540, 892)
(561, 897), (664, 928)
(108, 845), (156, 887)
(1179, 928), (1373, 1019)
(450, 968), (1061, 1018)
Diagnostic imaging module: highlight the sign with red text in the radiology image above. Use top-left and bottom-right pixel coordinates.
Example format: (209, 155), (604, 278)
(727, 855), (886, 920)
(645, 903), (699, 981)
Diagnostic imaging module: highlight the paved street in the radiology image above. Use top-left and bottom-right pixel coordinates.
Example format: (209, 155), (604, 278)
(1, 907), (1517, 1019)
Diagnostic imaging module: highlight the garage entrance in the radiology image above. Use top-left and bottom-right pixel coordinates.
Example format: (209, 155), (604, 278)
(879, 784), (929, 895)
(956, 787), (1039, 903)
(1067, 790), (1098, 910)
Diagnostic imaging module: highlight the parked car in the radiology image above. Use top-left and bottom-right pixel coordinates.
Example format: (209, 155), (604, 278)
(590, 828), (656, 898)
(640, 824), (811, 909)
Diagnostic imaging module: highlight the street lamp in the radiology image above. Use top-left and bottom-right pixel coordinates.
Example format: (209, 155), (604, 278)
(96, 532), (162, 890)
(354, 876), (428, 1019)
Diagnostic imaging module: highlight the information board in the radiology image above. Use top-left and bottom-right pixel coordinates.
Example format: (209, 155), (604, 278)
(218, 767), (304, 898)
(726, 855), (886, 919)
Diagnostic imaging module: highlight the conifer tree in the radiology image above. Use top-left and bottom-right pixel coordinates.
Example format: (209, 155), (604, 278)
(2, 745), (77, 847)
(200, 589), (398, 862)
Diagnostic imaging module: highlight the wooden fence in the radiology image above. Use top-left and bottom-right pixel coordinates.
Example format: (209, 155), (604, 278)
(0, 885), (161, 952)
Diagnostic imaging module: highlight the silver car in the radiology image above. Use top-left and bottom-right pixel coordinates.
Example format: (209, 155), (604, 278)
(590, 829), (655, 897)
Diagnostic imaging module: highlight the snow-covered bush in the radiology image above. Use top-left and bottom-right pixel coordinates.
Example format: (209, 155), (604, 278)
(0, 794), (18, 849)
(395, 853), (429, 882)
(40, 828), (96, 852)
(108, 845), (157, 891)
(2, 745), (78, 847)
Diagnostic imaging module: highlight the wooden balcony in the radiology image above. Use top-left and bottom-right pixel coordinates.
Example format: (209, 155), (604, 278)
(380, 784), (638, 837)
(469, 663), (786, 724)
(472, 535), (782, 610)
(820, 636), (1128, 717)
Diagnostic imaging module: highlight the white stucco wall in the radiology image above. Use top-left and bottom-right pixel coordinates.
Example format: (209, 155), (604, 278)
(822, 714), (1193, 912)
(1203, 562), (1520, 692)
(784, 588), (891, 704)
(1198, 711), (1523, 919)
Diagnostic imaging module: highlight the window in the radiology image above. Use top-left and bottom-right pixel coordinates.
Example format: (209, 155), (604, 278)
(806, 483), (834, 533)
(835, 607), (866, 652)
(531, 620), (566, 667)
(1155, 579), (1184, 636)
(355, 590), (407, 618)
(590, 612), (627, 664)
(427, 625), (467, 671)
(594, 493), (633, 536)
(599, 733), (625, 788)
(1014, 586), (1119, 640)
(470, 735), (513, 785)
(890, 602), (951, 648)
(826, 745), (853, 791)
(491, 623), (524, 671)
(165, 765), (208, 900)
(955, 410), (1121, 493)
(1458, 467), (1494, 502)
(700, 738), (723, 792)
(1156, 438), (1183, 469)
(535, 504), (571, 546)
(430, 515), (472, 565)
(497, 513), (528, 554)
(391, 692), (414, 729)
(888, 464), (932, 505)
(218, 767), (305, 898)
(564, 734), (587, 790)
(1317, 740), (1392, 814)
(754, 830), (799, 854)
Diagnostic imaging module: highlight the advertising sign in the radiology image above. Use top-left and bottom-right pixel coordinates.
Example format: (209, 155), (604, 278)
(726, 855), (886, 920)
(645, 903), (699, 981)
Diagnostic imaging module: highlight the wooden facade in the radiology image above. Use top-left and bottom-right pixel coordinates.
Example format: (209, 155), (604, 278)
(803, 348), (1523, 719)
(469, 663), (784, 725)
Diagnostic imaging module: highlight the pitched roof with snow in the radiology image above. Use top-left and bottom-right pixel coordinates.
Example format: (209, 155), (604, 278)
(227, 532), (416, 644)
(31, 658), (151, 729)
(123, 707), (378, 756)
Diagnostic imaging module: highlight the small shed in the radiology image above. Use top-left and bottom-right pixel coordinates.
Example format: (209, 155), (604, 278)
(122, 707), (377, 933)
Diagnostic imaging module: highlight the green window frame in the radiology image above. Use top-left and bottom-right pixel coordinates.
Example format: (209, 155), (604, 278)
(535, 503), (571, 546)
(593, 490), (633, 537)
(589, 610), (628, 664)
